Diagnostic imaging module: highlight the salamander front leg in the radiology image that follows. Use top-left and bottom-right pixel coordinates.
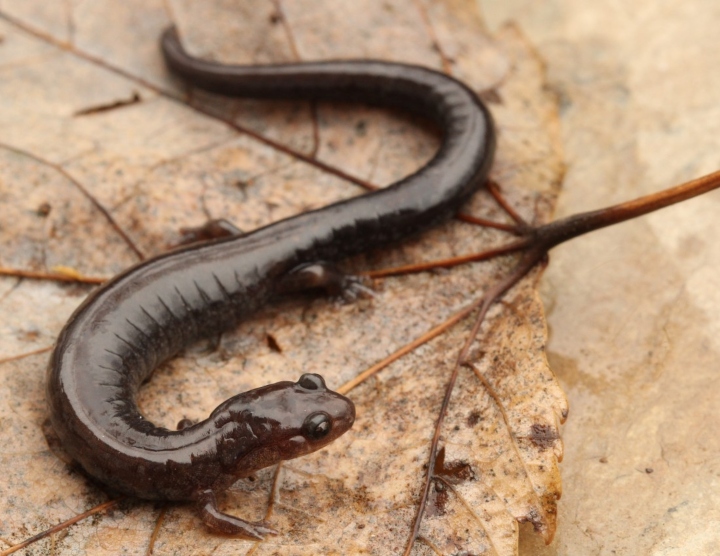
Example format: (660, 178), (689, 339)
(196, 489), (277, 539)
(278, 262), (374, 301)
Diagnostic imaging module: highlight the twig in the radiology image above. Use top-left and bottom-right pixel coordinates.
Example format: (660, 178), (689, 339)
(0, 499), (122, 556)
(0, 267), (106, 285)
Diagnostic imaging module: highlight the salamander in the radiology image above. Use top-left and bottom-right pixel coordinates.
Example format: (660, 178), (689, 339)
(46, 26), (495, 538)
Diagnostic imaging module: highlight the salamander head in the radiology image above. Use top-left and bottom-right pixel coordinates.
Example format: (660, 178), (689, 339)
(213, 373), (355, 480)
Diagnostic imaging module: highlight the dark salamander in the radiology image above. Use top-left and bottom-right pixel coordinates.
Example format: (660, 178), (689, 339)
(46, 26), (495, 538)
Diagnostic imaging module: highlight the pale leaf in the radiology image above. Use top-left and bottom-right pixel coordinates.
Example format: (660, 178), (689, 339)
(0, 1), (565, 554)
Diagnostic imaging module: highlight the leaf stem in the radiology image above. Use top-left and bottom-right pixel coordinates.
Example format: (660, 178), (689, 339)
(375, 169), (720, 280)
(529, 168), (720, 251)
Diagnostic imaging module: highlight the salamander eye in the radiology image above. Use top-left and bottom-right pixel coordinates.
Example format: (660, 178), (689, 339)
(298, 373), (326, 391)
(303, 412), (332, 440)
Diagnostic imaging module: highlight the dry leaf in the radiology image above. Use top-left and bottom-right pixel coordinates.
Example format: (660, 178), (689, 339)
(0, 1), (566, 554)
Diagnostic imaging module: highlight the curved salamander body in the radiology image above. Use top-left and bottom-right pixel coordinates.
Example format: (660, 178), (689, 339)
(46, 27), (495, 538)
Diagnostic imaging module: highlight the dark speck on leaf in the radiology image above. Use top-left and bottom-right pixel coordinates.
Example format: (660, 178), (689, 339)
(434, 446), (476, 484)
(479, 88), (503, 105)
(529, 423), (559, 449)
(36, 202), (52, 217)
(467, 410), (482, 427)
(266, 333), (282, 352)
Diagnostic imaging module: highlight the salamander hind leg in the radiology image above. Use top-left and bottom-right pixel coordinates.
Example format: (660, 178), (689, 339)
(277, 262), (374, 302)
(196, 489), (277, 539)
